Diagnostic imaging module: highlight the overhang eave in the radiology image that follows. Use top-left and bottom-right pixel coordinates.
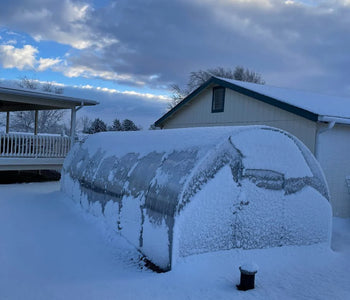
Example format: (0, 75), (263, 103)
(0, 86), (98, 112)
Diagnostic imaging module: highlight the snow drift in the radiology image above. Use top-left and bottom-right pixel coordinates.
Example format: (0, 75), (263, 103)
(61, 126), (332, 271)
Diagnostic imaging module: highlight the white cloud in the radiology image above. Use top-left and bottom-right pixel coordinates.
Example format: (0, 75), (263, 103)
(6, 39), (17, 45)
(1, 0), (350, 97)
(0, 44), (63, 73)
(37, 57), (61, 71)
(0, 0), (118, 50)
(61, 65), (132, 81)
(80, 84), (94, 89)
(0, 44), (37, 69)
(77, 84), (169, 102)
(58, 64), (149, 87)
(94, 87), (169, 102)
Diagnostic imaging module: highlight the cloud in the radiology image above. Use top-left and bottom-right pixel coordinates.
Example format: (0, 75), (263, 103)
(0, 0), (117, 50)
(0, 44), (37, 69)
(0, 43), (62, 72)
(59, 64), (138, 84)
(37, 57), (61, 71)
(1, 0), (350, 96)
(63, 85), (169, 129)
(64, 0), (350, 94)
(79, 83), (169, 102)
(5, 39), (17, 45)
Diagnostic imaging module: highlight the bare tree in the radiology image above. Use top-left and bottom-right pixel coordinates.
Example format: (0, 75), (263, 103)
(169, 66), (265, 109)
(167, 84), (188, 110)
(13, 76), (66, 133)
(38, 110), (65, 133)
(79, 116), (93, 134)
(233, 66), (265, 84)
(54, 86), (64, 94)
(17, 76), (39, 90)
(11, 110), (65, 133)
(39, 80), (64, 95)
(41, 82), (54, 93)
(11, 111), (35, 132)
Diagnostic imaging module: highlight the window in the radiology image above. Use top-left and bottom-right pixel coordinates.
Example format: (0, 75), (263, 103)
(212, 86), (225, 113)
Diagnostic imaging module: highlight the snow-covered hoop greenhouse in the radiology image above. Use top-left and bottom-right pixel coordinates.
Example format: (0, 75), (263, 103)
(61, 126), (332, 271)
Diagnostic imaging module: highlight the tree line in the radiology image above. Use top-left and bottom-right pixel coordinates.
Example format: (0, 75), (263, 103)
(82, 117), (140, 134)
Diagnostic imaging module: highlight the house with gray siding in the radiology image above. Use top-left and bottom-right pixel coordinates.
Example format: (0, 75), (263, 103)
(154, 76), (350, 218)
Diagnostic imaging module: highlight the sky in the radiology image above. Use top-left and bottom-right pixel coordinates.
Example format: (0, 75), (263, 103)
(0, 0), (350, 129)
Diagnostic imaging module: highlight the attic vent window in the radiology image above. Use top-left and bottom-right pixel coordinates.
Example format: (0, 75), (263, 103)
(212, 86), (225, 113)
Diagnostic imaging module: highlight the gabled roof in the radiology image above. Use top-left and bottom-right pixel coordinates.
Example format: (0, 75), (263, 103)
(155, 76), (350, 127)
(0, 86), (98, 112)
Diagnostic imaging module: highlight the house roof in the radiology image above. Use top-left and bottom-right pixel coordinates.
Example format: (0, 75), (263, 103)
(0, 86), (98, 112)
(154, 76), (350, 127)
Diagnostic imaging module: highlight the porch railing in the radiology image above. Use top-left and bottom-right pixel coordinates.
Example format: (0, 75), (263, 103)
(0, 133), (71, 158)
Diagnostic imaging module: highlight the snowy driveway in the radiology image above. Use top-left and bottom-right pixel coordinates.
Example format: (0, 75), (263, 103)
(0, 182), (350, 300)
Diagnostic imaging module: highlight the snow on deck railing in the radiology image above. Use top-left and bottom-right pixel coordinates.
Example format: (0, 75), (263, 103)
(0, 133), (71, 158)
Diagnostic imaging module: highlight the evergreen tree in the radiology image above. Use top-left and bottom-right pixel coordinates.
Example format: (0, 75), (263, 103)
(110, 118), (123, 131)
(122, 119), (139, 131)
(87, 118), (107, 134)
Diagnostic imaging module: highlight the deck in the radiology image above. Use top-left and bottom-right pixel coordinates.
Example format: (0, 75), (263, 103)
(0, 133), (71, 170)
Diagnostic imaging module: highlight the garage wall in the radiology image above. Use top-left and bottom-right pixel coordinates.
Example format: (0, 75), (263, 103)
(162, 87), (317, 153)
(317, 124), (350, 217)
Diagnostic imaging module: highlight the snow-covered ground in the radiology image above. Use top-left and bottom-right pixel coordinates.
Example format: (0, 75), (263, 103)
(0, 181), (349, 300)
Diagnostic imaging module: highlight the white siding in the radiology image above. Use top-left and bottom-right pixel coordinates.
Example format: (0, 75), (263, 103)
(163, 87), (317, 153)
(317, 124), (350, 217)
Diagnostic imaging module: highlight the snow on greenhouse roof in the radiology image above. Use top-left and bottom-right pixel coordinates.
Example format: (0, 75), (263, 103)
(79, 126), (311, 178)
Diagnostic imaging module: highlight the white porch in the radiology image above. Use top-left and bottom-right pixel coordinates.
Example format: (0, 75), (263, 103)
(0, 133), (71, 170)
(0, 86), (97, 171)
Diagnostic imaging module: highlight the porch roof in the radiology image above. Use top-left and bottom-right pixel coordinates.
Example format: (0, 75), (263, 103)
(0, 86), (98, 112)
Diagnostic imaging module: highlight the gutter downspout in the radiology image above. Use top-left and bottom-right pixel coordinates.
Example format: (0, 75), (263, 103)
(315, 116), (336, 159)
(315, 115), (350, 158)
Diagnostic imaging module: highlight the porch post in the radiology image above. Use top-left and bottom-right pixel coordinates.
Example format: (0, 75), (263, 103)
(6, 112), (10, 134)
(34, 110), (38, 135)
(70, 107), (76, 145)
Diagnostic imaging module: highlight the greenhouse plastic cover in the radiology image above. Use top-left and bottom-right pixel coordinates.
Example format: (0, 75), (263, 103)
(61, 126), (332, 270)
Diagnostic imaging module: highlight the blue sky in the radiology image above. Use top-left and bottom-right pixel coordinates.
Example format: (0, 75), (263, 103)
(1, 0), (350, 128)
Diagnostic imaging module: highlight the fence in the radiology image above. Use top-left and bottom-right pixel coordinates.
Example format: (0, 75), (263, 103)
(0, 133), (71, 158)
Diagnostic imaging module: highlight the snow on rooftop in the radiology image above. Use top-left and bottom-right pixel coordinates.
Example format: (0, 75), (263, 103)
(216, 77), (350, 120)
